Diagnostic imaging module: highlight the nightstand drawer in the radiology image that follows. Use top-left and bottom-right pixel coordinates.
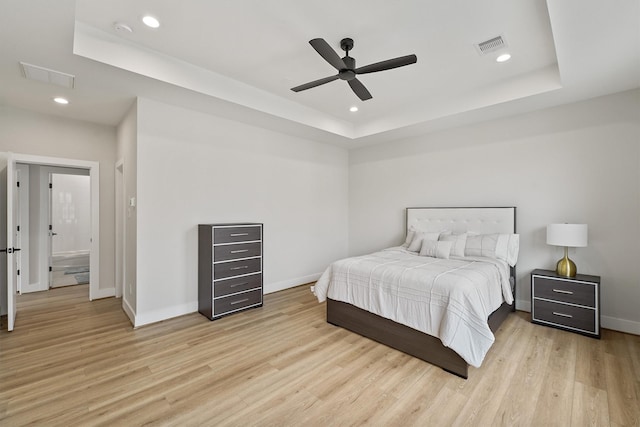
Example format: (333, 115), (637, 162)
(214, 226), (261, 244)
(214, 273), (262, 298)
(214, 258), (261, 280)
(532, 276), (596, 307)
(214, 242), (261, 262)
(214, 289), (262, 315)
(532, 299), (596, 334)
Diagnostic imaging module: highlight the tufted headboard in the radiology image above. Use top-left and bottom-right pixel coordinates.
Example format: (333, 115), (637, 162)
(406, 207), (516, 235)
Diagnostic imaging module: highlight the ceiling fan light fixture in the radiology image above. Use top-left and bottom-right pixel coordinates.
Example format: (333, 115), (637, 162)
(53, 97), (69, 105)
(349, 106), (359, 112)
(142, 15), (160, 28)
(496, 53), (511, 63)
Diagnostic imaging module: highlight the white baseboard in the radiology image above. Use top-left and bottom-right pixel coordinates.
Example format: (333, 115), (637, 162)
(601, 315), (640, 335)
(264, 273), (321, 294)
(134, 301), (199, 328)
(122, 296), (135, 326)
(128, 273), (322, 328)
(91, 287), (115, 300)
(515, 299), (638, 336)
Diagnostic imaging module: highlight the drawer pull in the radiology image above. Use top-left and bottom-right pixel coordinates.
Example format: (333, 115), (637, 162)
(230, 266), (249, 271)
(230, 298), (249, 306)
(230, 233), (249, 237)
(552, 312), (573, 318)
(230, 249), (249, 254)
(553, 289), (574, 295)
(230, 282), (248, 288)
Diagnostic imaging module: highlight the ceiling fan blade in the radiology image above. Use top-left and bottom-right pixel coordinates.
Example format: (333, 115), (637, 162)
(355, 54), (417, 75)
(309, 38), (347, 71)
(291, 74), (339, 92)
(348, 78), (372, 101)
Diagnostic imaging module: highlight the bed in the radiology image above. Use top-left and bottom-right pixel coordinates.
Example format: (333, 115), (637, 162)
(314, 207), (518, 379)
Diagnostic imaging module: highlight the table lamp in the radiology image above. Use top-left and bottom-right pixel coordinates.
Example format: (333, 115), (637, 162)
(546, 223), (588, 277)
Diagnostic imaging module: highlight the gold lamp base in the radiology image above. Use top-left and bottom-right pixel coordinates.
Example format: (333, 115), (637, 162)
(556, 247), (577, 277)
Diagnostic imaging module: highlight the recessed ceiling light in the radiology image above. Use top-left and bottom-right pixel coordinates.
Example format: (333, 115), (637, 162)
(496, 53), (511, 63)
(53, 97), (69, 105)
(349, 106), (359, 112)
(142, 15), (160, 28)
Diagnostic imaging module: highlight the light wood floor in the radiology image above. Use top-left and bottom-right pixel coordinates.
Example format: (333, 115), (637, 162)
(1, 284), (639, 426)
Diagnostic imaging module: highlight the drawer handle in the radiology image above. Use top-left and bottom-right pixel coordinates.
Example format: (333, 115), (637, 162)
(552, 312), (573, 318)
(553, 289), (574, 295)
(230, 266), (249, 271)
(230, 298), (249, 305)
(230, 282), (248, 288)
(230, 249), (249, 254)
(230, 233), (249, 237)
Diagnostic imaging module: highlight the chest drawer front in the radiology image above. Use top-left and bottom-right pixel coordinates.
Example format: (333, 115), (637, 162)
(214, 242), (261, 262)
(533, 276), (596, 307)
(214, 273), (262, 298)
(533, 299), (596, 334)
(214, 289), (262, 315)
(214, 258), (261, 280)
(214, 226), (261, 244)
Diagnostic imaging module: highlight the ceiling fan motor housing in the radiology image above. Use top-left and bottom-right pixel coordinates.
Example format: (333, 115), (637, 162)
(339, 56), (356, 80)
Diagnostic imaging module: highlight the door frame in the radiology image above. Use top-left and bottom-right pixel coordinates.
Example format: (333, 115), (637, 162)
(10, 153), (100, 300)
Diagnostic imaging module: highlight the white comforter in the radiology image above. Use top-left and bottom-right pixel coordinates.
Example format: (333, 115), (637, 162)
(314, 247), (514, 367)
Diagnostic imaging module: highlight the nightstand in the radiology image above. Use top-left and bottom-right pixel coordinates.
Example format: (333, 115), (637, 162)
(531, 269), (600, 338)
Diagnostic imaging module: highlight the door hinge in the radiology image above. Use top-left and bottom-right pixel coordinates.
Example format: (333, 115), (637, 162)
(49, 224), (53, 231)
(17, 225), (20, 232)
(49, 266), (52, 272)
(49, 183), (52, 189)
(17, 269), (20, 276)
(17, 181), (20, 188)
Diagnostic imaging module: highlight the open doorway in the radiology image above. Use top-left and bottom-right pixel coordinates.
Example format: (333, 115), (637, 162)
(1, 153), (101, 331)
(17, 165), (92, 294)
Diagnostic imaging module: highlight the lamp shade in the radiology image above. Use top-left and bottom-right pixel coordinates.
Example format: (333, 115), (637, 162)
(546, 224), (588, 247)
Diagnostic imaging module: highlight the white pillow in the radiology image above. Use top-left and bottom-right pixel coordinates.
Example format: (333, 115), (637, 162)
(439, 233), (467, 257)
(419, 239), (453, 259)
(407, 231), (441, 252)
(465, 234), (499, 259)
(402, 230), (416, 248)
(497, 234), (520, 266)
(465, 233), (520, 266)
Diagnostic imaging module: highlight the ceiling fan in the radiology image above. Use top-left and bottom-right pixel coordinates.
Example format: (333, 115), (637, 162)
(291, 37), (417, 101)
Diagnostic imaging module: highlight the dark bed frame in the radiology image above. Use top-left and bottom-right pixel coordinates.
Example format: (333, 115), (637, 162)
(326, 207), (517, 379)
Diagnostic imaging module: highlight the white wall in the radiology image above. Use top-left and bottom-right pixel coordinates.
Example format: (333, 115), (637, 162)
(133, 98), (349, 326)
(116, 102), (138, 321)
(0, 106), (117, 294)
(348, 89), (640, 334)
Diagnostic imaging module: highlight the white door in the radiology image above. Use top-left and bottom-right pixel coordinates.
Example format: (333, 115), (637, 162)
(4, 154), (18, 331)
(49, 173), (91, 288)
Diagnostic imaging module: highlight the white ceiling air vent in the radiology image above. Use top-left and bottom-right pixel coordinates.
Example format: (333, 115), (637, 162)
(474, 35), (508, 56)
(20, 62), (75, 88)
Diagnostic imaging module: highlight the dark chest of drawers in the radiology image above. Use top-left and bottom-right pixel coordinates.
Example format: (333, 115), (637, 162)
(531, 269), (600, 338)
(198, 223), (263, 320)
